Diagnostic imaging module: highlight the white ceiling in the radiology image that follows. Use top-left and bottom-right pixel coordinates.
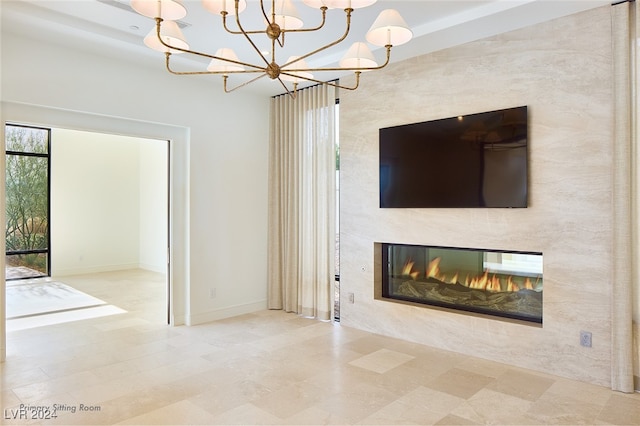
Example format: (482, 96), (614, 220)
(2, 0), (611, 96)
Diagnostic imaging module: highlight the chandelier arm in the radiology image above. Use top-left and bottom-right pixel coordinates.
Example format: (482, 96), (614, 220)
(155, 19), (264, 71)
(261, 0), (271, 28)
(280, 8), (353, 69)
(289, 82), (299, 99)
(223, 73), (268, 93)
(221, 11), (268, 35)
(274, 76), (298, 99)
(277, 31), (285, 48)
(264, 0), (286, 49)
(288, 45), (392, 73)
(164, 53), (265, 75)
(321, 72), (361, 91)
(140, 6), (400, 95)
(279, 71), (361, 91)
(281, 7), (328, 34)
(272, 30), (278, 62)
(233, 6), (271, 67)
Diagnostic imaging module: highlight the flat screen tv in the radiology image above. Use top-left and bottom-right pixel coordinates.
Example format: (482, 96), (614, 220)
(379, 106), (528, 208)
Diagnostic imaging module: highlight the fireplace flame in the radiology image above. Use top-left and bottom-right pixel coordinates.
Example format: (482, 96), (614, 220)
(465, 271), (500, 291)
(402, 260), (414, 276)
(401, 259), (420, 280)
(506, 276), (519, 292)
(426, 257), (441, 279)
(401, 256), (539, 293)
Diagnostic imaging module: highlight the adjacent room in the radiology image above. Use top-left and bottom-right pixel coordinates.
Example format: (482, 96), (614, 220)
(5, 126), (168, 331)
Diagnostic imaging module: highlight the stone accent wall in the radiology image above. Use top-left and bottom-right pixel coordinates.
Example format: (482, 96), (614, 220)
(339, 6), (614, 386)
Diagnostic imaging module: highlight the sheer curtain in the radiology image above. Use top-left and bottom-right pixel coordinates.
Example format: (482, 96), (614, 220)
(611, 0), (637, 393)
(267, 84), (336, 320)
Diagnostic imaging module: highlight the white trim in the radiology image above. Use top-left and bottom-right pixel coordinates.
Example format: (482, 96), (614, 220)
(187, 300), (268, 326)
(54, 264), (141, 276)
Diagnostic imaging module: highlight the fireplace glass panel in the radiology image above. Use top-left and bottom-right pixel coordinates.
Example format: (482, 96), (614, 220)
(381, 243), (543, 323)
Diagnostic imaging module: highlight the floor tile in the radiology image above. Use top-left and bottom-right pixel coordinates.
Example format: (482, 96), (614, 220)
(208, 403), (284, 425)
(425, 368), (495, 399)
(597, 393), (640, 425)
(526, 390), (602, 424)
(434, 414), (480, 425)
(486, 368), (555, 401)
(451, 388), (536, 424)
(251, 381), (327, 419)
(359, 386), (466, 425)
(115, 400), (217, 425)
(349, 348), (415, 374)
(315, 381), (401, 424)
(3, 269), (639, 425)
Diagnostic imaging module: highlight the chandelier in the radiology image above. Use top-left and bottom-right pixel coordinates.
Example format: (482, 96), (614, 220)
(130, 0), (413, 96)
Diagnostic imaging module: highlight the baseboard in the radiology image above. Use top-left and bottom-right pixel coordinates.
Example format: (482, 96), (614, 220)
(138, 263), (167, 273)
(634, 322), (639, 392)
(170, 312), (186, 326)
(187, 300), (267, 326)
(53, 263), (140, 276)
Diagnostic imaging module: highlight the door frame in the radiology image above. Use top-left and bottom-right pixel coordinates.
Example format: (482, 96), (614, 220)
(1, 101), (191, 362)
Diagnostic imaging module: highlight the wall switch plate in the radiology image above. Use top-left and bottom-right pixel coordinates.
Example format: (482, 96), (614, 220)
(209, 288), (216, 299)
(348, 293), (354, 304)
(580, 330), (592, 347)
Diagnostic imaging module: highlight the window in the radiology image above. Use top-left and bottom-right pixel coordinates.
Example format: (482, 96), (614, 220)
(5, 124), (51, 280)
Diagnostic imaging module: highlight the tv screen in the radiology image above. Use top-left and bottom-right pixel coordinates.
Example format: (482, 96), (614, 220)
(379, 106), (528, 208)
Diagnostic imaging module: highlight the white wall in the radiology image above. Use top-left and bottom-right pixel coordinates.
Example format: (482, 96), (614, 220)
(51, 128), (167, 276)
(1, 22), (270, 326)
(139, 138), (169, 273)
(339, 6), (618, 387)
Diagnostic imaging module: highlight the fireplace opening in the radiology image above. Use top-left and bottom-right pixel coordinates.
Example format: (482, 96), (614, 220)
(377, 243), (543, 324)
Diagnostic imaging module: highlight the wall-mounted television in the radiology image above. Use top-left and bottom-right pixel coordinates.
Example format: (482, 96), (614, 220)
(379, 106), (528, 208)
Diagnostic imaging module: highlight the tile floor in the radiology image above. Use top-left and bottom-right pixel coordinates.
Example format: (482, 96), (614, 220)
(2, 269), (640, 425)
(7, 280), (109, 319)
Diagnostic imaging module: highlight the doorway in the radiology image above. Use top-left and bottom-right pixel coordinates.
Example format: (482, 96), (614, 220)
(1, 102), (190, 362)
(5, 125), (170, 328)
(49, 128), (169, 280)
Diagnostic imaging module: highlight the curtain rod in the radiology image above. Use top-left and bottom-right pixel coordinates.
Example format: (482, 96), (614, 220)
(272, 78), (340, 99)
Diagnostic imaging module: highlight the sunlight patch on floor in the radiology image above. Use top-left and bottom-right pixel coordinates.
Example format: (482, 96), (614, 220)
(6, 278), (128, 332)
(6, 304), (127, 332)
(7, 280), (109, 318)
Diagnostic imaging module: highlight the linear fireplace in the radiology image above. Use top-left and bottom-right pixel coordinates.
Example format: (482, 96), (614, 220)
(375, 243), (543, 324)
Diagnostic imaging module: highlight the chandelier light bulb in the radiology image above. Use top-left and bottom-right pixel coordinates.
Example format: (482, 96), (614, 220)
(207, 48), (245, 73)
(143, 20), (189, 53)
(130, 0), (412, 95)
(281, 56), (314, 82)
(324, 0), (376, 9)
(366, 9), (413, 47)
(131, 0), (187, 20)
(202, 0), (247, 16)
(301, 0), (332, 9)
(339, 42), (377, 70)
(271, 0), (304, 30)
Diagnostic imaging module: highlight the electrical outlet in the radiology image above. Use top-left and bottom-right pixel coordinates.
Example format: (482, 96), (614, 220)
(580, 330), (592, 347)
(209, 288), (216, 299)
(348, 293), (355, 304)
